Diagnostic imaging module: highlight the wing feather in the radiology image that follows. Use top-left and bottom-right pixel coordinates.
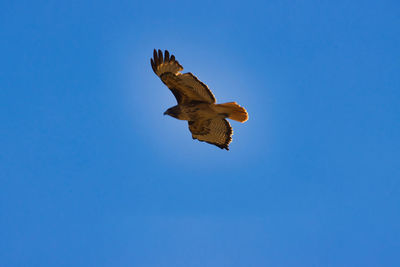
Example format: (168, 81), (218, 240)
(153, 49), (158, 65)
(151, 49), (216, 104)
(188, 117), (232, 150)
(164, 50), (170, 61)
(150, 58), (156, 73)
(158, 49), (163, 65)
(179, 72), (216, 103)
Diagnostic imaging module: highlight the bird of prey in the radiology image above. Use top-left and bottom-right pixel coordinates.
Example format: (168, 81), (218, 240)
(151, 49), (248, 150)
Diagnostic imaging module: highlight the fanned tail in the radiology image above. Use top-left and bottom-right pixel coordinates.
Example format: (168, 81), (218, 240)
(215, 102), (248, 123)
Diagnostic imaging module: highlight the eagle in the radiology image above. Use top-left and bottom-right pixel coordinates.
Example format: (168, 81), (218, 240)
(151, 49), (248, 150)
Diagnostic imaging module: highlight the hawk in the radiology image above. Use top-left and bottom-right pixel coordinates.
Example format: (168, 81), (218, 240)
(151, 49), (248, 150)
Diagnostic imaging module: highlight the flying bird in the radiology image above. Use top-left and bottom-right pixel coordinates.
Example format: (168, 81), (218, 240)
(151, 49), (248, 150)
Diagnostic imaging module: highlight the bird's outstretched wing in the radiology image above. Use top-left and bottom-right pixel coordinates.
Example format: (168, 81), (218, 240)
(151, 49), (216, 104)
(188, 117), (232, 150)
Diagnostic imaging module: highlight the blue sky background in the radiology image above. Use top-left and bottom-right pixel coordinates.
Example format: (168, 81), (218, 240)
(1, 0), (399, 266)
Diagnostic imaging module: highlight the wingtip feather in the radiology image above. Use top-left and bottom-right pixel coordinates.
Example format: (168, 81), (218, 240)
(158, 49), (163, 64)
(150, 58), (156, 73)
(164, 50), (170, 62)
(150, 49), (183, 76)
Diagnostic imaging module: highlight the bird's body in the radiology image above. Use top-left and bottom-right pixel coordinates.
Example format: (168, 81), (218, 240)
(151, 49), (248, 150)
(165, 102), (221, 121)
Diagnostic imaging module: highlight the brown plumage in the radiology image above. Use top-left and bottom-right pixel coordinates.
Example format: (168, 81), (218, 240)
(151, 49), (248, 150)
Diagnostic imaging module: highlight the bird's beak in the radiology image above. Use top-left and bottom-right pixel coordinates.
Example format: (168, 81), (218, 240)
(163, 111), (167, 115)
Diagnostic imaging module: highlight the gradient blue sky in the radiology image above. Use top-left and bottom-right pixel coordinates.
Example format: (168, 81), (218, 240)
(1, 0), (399, 266)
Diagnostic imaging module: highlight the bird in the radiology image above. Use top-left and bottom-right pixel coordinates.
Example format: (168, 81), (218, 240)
(151, 49), (248, 150)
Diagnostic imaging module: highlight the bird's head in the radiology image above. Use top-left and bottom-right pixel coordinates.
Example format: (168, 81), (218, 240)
(163, 106), (180, 119)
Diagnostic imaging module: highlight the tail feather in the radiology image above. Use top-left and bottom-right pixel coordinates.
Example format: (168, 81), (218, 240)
(215, 102), (248, 123)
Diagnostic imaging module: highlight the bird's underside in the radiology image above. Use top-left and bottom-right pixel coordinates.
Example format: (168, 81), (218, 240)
(151, 49), (248, 150)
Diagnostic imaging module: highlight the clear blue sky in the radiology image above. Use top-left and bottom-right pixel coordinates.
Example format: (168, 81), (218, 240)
(1, 0), (399, 266)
